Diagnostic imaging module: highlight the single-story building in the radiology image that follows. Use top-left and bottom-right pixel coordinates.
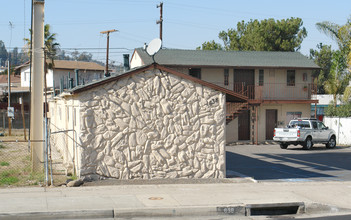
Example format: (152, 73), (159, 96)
(49, 64), (246, 179)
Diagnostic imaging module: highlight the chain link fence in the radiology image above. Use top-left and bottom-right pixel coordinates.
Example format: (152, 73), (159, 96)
(0, 118), (71, 187)
(0, 139), (41, 187)
(0, 109), (29, 137)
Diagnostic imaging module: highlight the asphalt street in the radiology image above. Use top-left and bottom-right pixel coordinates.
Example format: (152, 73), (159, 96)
(226, 144), (351, 182)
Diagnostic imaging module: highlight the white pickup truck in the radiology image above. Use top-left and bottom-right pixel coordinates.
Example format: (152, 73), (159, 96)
(273, 118), (336, 150)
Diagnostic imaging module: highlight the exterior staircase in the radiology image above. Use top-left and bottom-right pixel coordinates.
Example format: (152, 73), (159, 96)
(226, 102), (249, 124)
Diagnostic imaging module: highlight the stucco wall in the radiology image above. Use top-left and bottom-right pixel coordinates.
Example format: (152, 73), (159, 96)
(130, 52), (144, 69)
(324, 117), (351, 145)
(256, 103), (311, 141)
(49, 98), (80, 173)
(226, 117), (238, 143)
(74, 69), (226, 179)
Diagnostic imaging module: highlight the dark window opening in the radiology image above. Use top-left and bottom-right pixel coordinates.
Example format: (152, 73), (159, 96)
(189, 68), (201, 79)
(259, 69), (264, 86)
(287, 70), (295, 86)
(224, 69), (229, 86)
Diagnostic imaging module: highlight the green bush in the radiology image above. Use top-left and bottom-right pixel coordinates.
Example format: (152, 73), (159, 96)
(325, 103), (351, 117)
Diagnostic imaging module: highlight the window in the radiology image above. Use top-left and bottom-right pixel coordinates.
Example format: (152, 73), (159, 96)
(303, 72), (307, 81)
(290, 121), (311, 129)
(224, 69), (229, 86)
(312, 121), (318, 129)
(287, 70), (295, 86)
(317, 121), (327, 130)
(259, 69), (264, 86)
(189, 68), (201, 79)
(286, 112), (302, 125)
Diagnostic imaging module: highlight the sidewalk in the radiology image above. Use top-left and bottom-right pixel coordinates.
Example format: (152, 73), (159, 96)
(1, 179), (351, 219)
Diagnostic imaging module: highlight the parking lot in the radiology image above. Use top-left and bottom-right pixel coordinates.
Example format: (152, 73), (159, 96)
(226, 144), (351, 182)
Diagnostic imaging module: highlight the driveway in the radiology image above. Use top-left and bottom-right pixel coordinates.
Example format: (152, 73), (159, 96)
(226, 144), (351, 182)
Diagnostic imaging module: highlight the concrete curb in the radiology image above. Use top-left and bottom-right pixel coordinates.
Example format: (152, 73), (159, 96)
(0, 209), (114, 220)
(0, 205), (246, 220)
(1, 202), (350, 219)
(114, 205), (246, 218)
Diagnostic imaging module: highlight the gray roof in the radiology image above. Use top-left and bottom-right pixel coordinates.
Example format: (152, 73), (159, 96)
(135, 48), (319, 69)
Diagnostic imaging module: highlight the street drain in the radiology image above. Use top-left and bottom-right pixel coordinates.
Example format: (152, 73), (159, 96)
(148, 197), (164, 200)
(246, 202), (305, 216)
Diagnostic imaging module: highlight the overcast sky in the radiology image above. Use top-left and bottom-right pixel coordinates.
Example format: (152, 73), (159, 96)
(1, 0), (350, 65)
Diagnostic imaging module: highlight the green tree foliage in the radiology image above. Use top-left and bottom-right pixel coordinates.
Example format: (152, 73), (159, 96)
(197, 40), (223, 50)
(0, 40), (8, 66)
(316, 17), (351, 100)
(325, 102), (351, 117)
(199, 17), (307, 51)
(309, 43), (333, 94)
(324, 51), (350, 107)
(316, 18), (351, 53)
(24, 24), (60, 60)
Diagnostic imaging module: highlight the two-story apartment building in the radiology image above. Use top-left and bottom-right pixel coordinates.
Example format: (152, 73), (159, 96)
(17, 60), (105, 91)
(130, 48), (319, 143)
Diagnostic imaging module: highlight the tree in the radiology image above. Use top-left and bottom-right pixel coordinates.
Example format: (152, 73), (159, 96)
(0, 40), (8, 66)
(197, 40), (223, 50)
(199, 17), (307, 52)
(309, 43), (333, 94)
(324, 51), (350, 107)
(316, 18), (351, 52)
(316, 17), (351, 101)
(24, 24), (60, 61)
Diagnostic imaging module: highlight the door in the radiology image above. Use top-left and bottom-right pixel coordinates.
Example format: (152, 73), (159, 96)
(238, 110), (250, 140)
(318, 121), (329, 142)
(266, 109), (277, 140)
(234, 69), (255, 98)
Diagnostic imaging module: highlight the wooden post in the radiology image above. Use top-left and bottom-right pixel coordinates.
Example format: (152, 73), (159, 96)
(8, 118), (11, 136)
(20, 97), (27, 141)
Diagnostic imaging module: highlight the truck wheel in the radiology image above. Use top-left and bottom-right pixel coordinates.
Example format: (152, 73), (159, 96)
(280, 144), (288, 149)
(326, 136), (336, 149)
(303, 137), (313, 150)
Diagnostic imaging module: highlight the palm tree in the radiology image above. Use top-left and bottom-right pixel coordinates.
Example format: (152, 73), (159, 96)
(317, 18), (351, 102)
(316, 19), (351, 51)
(24, 24), (60, 65)
(324, 51), (350, 107)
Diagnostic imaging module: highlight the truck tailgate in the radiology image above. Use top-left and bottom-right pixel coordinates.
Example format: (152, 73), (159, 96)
(275, 128), (298, 137)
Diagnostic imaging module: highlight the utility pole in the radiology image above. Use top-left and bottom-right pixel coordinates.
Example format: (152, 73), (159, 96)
(156, 2), (163, 41)
(7, 60), (11, 136)
(31, 0), (45, 172)
(100, 29), (117, 77)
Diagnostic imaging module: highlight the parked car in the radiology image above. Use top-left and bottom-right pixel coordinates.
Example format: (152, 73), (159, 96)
(273, 118), (336, 150)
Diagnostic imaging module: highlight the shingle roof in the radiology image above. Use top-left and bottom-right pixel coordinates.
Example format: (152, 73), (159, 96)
(0, 75), (21, 84)
(14, 60), (105, 71)
(48, 60), (105, 71)
(134, 48), (319, 69)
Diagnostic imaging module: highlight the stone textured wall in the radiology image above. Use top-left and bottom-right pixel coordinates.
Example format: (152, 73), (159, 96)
(77, 69), (226, 179)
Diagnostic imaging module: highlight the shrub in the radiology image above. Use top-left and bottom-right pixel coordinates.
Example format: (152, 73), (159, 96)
(325, 103), (351, 117)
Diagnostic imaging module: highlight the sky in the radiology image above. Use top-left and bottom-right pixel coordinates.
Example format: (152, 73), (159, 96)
(1, 0), (350, 65)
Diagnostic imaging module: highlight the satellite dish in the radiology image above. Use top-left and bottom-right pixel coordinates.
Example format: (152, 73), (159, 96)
(146, 38), (162, 56)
